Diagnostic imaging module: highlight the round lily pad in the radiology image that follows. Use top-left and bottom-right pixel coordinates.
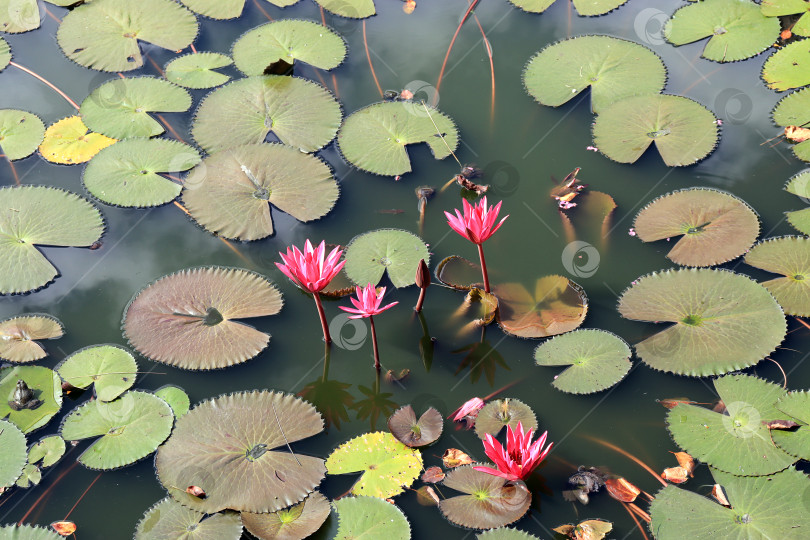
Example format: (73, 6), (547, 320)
(523, 35), (666, 114)
(27, 435), (66, 468)
(744, 237), (810, 316)
(772, 88), (810, 162)
(180, 0), (301, 20)
(0, 110), (45, 160)
(439, 465), (532, 530)
(474, 399), (537, 440)
(326, 431), (423, 498)
(387, 405), (442, 447)
(232, 20), (347, 76)
(435, 255), (482, 291)
(762, 0), (810, 37)
(192, 75), (341, 154)
(343, 229), (430, 288)
(664, 0), (779, 62)
(135, 497), (243, 540)
(0, 365), (63, 433)
(332, 497), (409, 540)
(0, 38), (9, 71)
(60, 390), (174, 470)
(0, 525), (62, 540)
(771, 391), (810, 460)
(592, 94), (719, 166)
(0, 186), (105, 295)
(156, 391), (325, 514)
(153, 385), (190, 418)
(83, 138), (200, 208)
(763, 39), (810, 91)
(0, 0), (40, 33)
(80, 77), (192, 140)
(493, 276), (588, 339)
(39, 116), (117, 165)
(534, 329), (632, 395)
(509, 0), (628, 16)
(57, 0), (199, 72)
(241, 491), (331, 540)
(0, 419), (27, 488)
(314, 0), (375, 19)
(165, 52), (232, 89)
(56, 344), (137, 402)
(633, 188), (760, 267)
(0, 314), (63, 363)
(667, 374), (796, 476)
(618, 268), (786, 376)
(181, 143), (338, 241)
(123, 266), (283, 370)
(338, 102), (459, 176)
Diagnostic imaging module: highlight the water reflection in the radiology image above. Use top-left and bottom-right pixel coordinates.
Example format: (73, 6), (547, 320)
(297, 345), (354, 432)
(351, 367), (398, 430)
(452, 328), (510, 387)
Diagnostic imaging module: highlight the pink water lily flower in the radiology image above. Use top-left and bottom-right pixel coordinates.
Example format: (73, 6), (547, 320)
(339, 284), (398, 319)
(449, 397), (485, 429)
(473, 421), (553, 482)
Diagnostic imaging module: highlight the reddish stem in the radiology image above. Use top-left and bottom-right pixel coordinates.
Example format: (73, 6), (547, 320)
(314, 292), (331, 344)
(63, 472), (102, 520)
(9, 62), (79, 110)
(3, 156), (20, 185)
(369, 315), (380, 370)
(252, 0), (274, 20)
(584, 435), (668, 487)
(415, 287), (427, 313)
(477, 243), (490, 293)
(621, 502), (651, 540)
(435, 0), (480, 97)
(470, 6), (495, 124)
(362, 20), (383, 97)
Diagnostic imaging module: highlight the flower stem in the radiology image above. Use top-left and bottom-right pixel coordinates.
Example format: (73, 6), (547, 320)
(369, 315), (381, 371)
(313, 292), (331, 344)
(414, 287), (427, 312)
(477, 243), (491, 293)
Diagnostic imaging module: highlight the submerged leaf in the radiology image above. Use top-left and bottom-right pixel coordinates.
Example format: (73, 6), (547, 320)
(0, 419), (27, 488)
(494, 276), (588, 338)
(135, 497), (243, 540)
(744, 236), (810, 316)
(56, 344), (137, 402)
(332, 497), (410, 540)
(165, 52), (232, 89)
(241, 491), (330, 540)
(0, 314), (63, 363)
(387, 405), (442, 447)
(439, 465), (532, 530)
(39, 116), (116, 165)
(344, 229), (430, 288)
(0, 365), (63, 433)
(474, 399), (537, 440)
(435, 255), (482, 291)
(0, 110), (45, 161)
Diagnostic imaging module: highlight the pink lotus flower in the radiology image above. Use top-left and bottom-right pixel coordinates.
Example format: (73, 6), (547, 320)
(445, 196), (508, 245)
(449, 397), (485, 429)
(339, 284), (398, 319)
(473, 421), (553, 482)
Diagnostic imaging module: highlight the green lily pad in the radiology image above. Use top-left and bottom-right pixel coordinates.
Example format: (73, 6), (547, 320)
(241, 491), (331, 540)
(477, 529), (540, 540)
(618, 269), (786, 376)
(181, 143), (338, 241)
(344, 229), (430, 288)
(326, 431), (422, 498)
(762, 39), (810, 91)
(332, 497), (410, 540)
(192, 75), (341, 154)
(744, 237), (810, 316)
(338, 102), (459, 176)
(15, 463), (40, 488)
(387, 405), (442, 447)
(83, 138), (200, 208)
(649, 467), (810, 538)
(771, 89), (810, 162)
(0, 0), (40, 33)
(314, 0), (375, 19)
(523, 35), (666, 114)
(494, 276), (588, 339)
(123, 267), (283, 370)
(153, 385), (190, 418)
(56, 344), (137, 402)
(0, 314), (63, 363)
(593, 94), (719, 166)
(667, 375), (796, 476)
(509, 0), (628, 16)
(762, 0), (810, 37)
(156, 391), (325, 514)
(27, 435), (66, 468)
(0, 419), (26, 488)
(0, 366), (62, 433)
(135, 497), (243, 540)
(664, 0), (779, 62)
(233, 19), (347, 76)
(474, 399), (537, 440)
(785, 171), (810, 232)
(633, 188), (760, 267)
(786, 207), (810, 234)
(57, 0), (199, 72)
(60, 390), (174, 470)
(0, 110), (45, 161)
(435, 255), (482, 291)
(165, 52), (232, 89)
(0, 38), (9, 71)
(770, 391), (810, 460)
(0, 525), (62, 539)
(439, 465), (532, 530)
(80, 77), (192, 140)
(180, 0), (301, 20)
(534, 329), (632, 395)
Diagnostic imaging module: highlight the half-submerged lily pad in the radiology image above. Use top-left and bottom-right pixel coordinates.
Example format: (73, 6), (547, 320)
(0, 314), (63, 363)
(332, 497), (410, 540)
(326, 431), (422, 498)
(667, 375), (796, 476)
(181, 143), (338, 241)
(156, 391), (325, 513)
(494, 276), (588, 339)
(344, 229), (430, 288)
(123, 267), (283, 370)
(0, 110), (45, 160)
(0, 419), (27, 488)
(0, 365), (63, 433)
(165, 52), (232, 89)
(474, 399), (537, 440)
(633, 188), (760, 267)
(771, 391), (810, 460)
(618, 269), (786, 376)
(534, 329), (632, 394)
(56, 344), (137, 402)
(38, 116), (117, 165)
(387, 405), (442, 447)
(593, 94), (719, 166)
(762, 0), (810, 37)
(0, 525), (63, 539)
(27, 435), (66, 468)
(232, 20), (347, 76)
(192, 75), (341, 154)
(435, 255), (482, 291)
(337, 102), (459, 176)
(153, 385), (190, 418)
(772, 89), (810, 162)
(439, 465), (532, 530)
(314, 0), (375, 19)
(135, 497), (243, 540)
(762, 39), (810, 91)
(57, 0), (199, 72)
(523, 36), (666, 114)
(509, 0), (628, 16)
(784, 170), (810, 233)
(241, 491), (331, 540)
(744, 237), (810, 316)
(180, 0), (301, 20)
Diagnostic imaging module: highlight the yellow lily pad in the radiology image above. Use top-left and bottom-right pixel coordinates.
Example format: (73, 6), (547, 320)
(39, 116), (116, 165)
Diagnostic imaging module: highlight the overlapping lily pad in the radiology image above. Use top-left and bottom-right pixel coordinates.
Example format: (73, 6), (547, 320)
(156, 391), (325, 513)
(0, 365), (62, 433)
(0, 419), (27, 488)
(523, 36), (666, 114)
(666, 375), (796, 476)
(344, 229), (430, 288)
(618, 269), (786, 376)
(0, 0), (40, 33)
(633, 188), (760, 267)
(192, 75), (341, 154)
(439, 465), (532, 530)
(233, 20), (347, 76)
(0, 186), (104, 294)
(0, 110), (44, 160)
(135, 497), (243, 540)
(0, 314), (63, 363)
(771, 391), (810, 460)
(592, 94), (719, 166)
(337, 102), (459, 176)
(315, 0), (375, 19)
(180, 0), (301, 20)
(474, 399), (537, 440)
(57, 0), (199, 72)
(784, 170), (810, 233)
(0, 525), (62, 539)
(762, 40), (810, 91)
(508, 0), (628, 16)
(772, 88), (810, 161)
(534, 329), (632, 394)
(153, 385), (190, 418)
(27, 435), (66, 468)
(493, 276), (588, 338)
(123, 267), (283, 370)
(762, 0), (810, 37)
(332, 497), (410, 540)
(744, 237), (810, 316)
(181, 143), (338, 241)
(38, 116), (116, 164)
(56, 344), (137, 401)
(387, 405), (442, 447)
(326, 431), (422, 498)
(165, 52), (232, 89)
(0, 38), (8, 71)
(241, 491), (331, 540)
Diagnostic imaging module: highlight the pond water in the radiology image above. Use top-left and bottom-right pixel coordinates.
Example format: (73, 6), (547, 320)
(1, 0), (810, 538)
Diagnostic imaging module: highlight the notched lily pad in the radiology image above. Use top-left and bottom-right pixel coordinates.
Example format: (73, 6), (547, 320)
(39, 116), (116, 165)
(0, 365), (63, 433)
(494, 276), (588, 339)
(135, 497), (243, 540)
(0, 110), (45, 160)
(387, 405), (442, 447)
(474, 398), (537, 440)
(744, 236), (810, 316)
(165, 52), (232, 89)
(439, 465), (532, 530)
(241, 491), (330, 540)
(0, 314), (63, 363)
(56, 344), (137, 402)
(332, 496), (410, 540)
(344, 229), (430, 288)
(27, 435), (66, 468)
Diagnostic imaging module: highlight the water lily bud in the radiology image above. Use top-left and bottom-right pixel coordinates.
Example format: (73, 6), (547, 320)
(415, 259), (430, 289)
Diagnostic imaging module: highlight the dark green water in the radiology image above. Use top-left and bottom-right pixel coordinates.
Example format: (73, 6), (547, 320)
(2, 0), (810, 538)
